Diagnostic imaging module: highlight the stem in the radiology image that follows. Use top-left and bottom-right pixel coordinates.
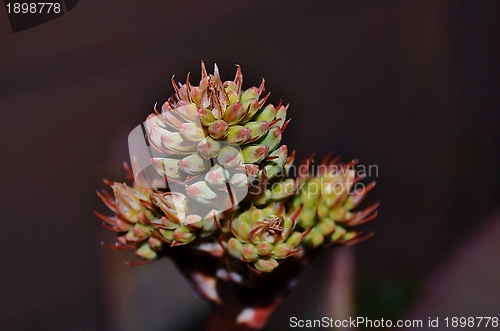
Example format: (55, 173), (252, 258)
(205, 303), (254, 331)
(204, 279), (282, 331)
(165, 246), (310, 330)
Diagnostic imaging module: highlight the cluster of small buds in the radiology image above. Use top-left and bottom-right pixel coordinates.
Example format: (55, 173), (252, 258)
(224, 202), (306, 272)
(149, 190), (220, 246)
(292, 156), (379, 249)
(143, 62), (290, 212)
(96, 182), (160, 261)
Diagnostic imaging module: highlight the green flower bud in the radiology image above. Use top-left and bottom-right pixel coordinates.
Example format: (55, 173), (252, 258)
(178, 153), (209, 175)
(208, 119), (229, 139)
(148, 237), (162, 250)
(240, 99), (261, 124)
(241, 243), (259, 262)
(254, 189), (271, 206)
(132, 223), (152, 240)
(331, 226), (346, 242)
(179, 122), (205, 141)
(305, 228), (324, 248)
(227, 238), (243, 259)
(285, 232), (303, 249)
(232, 217), (251, 242)
(197, 137), (220, 159)
(240, 87), (259, 103)
(151, 157), (181, 179)
(244, 121), (270, 141)
(241, 145), (269, 164)
(226, 125), (251, 144)
(230, 173), (248, 189)
(223, 102), (245, 124)
(185, 181), (217, 204)
(226, 90), (239, 104)
(264, 145), (287, 180)
(259, 126), (282, 151)
(197, 108), (215, 126)
(161, 131), (198, 153)
(175, 102), (198, 121)
(256, 241), (273, 256)
(135, 243), (157, 260)
(218, 145), (242, 167)
(270, 178), (295, 200)
(255, 258), (279, 273)
(273, 243), (291, 259)
(297, 207), (316, 229)
(172, 226), (195, 244)
(159, 229), (174, 242)
(161, 216), (178, 229)
(273, 104), (288, 129)
(341, 230), (357, 243)
(316, 218), (336, 236)
(254, 104), (277, 123)
(189, 86), (203, 105)
(205, 165), (230, 187)
(181, 214), (203, 230)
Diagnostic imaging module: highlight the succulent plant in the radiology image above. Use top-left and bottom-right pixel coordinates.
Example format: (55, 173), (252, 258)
(96, 62), (379, 330)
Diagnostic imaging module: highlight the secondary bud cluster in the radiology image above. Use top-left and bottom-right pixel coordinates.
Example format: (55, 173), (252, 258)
(224, 202), (305, 272)
(292, 156), (378, 248)
(96, 182), (161, 261)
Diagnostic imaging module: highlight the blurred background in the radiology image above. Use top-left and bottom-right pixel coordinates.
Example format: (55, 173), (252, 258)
(1, 1), (499, 330)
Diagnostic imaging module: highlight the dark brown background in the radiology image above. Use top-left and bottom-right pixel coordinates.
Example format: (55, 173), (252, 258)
(1, 1), (499, 330)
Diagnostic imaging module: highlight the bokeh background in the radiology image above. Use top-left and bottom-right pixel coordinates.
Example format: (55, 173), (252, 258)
(1, 1), (499, 330)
